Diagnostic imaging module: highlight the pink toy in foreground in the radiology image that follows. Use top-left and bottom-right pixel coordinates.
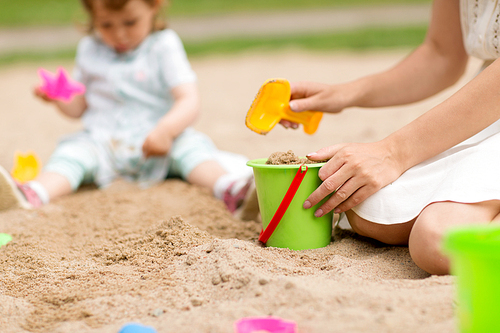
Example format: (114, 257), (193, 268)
(234, 316), (297, 333)
(37, 67), (86, 102)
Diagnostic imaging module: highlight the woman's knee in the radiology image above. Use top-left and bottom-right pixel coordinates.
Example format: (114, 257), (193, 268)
(409, 200), (500, 275)
(408, 214), (449, 275)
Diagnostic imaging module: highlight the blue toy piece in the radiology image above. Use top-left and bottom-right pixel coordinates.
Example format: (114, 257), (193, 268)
(119, 323), (157, 333)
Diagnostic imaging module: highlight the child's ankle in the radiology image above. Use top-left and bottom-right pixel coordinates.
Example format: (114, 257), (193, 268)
(215, 174), (254, 213)
(25, 181), (50, 205)
(16, 183), (43, 208)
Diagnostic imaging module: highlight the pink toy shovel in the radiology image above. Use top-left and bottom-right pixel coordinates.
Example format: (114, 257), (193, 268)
(37, 67), (86, 102)
(234, 316), (297, 333)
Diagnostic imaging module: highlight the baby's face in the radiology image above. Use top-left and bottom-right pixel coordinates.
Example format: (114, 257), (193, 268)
(92, 0), (158, 53)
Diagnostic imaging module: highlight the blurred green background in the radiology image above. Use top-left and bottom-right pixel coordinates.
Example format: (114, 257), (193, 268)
(0, 0), (431, 64)
(0, 0), (430, 26)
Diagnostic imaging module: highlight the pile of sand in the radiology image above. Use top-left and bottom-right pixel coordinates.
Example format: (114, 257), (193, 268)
(265, 150), (324, 165)
(0, 180), (453, 333)
(1, 50), (480, 332)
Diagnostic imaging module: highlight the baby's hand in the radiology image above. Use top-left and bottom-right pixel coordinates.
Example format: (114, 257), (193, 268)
(142, 128), (174, 158)
(33, 86), (55, 102)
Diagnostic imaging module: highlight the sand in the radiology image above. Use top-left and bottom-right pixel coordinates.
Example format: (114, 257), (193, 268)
(265, 151), (324, 165)
(0, 49), (483, 333)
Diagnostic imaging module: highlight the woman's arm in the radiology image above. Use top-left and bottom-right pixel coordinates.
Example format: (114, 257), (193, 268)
(142, 82), (200, 157)
(289, 0), (468, 114)
(307, 57), (500, 216)
(303, 0), (500, 216)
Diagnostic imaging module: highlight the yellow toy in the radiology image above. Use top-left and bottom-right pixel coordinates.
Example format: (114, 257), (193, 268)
(245, 78), (323, 135)
(11, 151), (41, 183)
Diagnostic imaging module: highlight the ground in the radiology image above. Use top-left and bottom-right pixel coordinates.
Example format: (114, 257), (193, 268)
(0, 49), (482, 333)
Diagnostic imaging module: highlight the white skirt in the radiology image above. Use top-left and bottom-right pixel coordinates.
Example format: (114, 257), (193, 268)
(350, 118), (500, 225)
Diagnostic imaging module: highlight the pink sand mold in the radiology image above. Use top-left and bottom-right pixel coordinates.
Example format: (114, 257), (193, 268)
(234, 316), (297, 333)
(37, 67), (86, 102)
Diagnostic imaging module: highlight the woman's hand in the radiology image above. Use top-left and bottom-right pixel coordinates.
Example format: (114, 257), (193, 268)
(280, 81), (356, 129)
(304, 141), (404, 216)
(289, 81), (353, 114)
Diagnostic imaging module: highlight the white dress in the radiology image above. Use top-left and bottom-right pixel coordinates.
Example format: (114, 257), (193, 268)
(349, 0), (500, 224)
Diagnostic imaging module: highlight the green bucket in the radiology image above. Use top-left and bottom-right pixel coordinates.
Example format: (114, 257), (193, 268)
(247, 158), (333, 250)
(442, 224), (500, 333)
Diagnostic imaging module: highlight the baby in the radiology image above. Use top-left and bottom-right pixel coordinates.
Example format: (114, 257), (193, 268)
(0, 0), (254, 216)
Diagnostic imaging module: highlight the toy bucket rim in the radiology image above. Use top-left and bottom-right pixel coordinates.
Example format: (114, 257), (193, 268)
(443, 224), (500, 254)
(247, 158), (327, 169)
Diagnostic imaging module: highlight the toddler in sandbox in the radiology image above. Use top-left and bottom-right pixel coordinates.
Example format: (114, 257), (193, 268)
(0, 0), (253, 214)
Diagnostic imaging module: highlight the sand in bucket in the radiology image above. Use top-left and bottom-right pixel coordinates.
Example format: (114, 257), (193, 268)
(247, 154), (333, 250)
(442, 224), (500, 333)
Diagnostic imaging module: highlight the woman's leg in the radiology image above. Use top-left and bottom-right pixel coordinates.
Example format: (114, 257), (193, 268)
(408, 200), (500, 275)
(345, 210), (415, 245)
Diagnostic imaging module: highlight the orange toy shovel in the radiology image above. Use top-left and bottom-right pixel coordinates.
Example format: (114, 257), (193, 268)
(245, 78), (323, 135)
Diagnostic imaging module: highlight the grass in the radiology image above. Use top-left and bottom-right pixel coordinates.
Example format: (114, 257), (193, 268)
(0, 0), (429, 66)
(0, 25), (427, 66)
(167, 0), (431, 16)
(184, 26), (427, 57)
(0, 0), (431, 27)
(0, 50), (77, 66)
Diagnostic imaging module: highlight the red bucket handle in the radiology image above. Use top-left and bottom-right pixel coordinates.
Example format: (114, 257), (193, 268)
(259, 165), (308, 244)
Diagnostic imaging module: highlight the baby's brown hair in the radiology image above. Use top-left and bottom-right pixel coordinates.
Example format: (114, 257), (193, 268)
(81, 0), (168, 32)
